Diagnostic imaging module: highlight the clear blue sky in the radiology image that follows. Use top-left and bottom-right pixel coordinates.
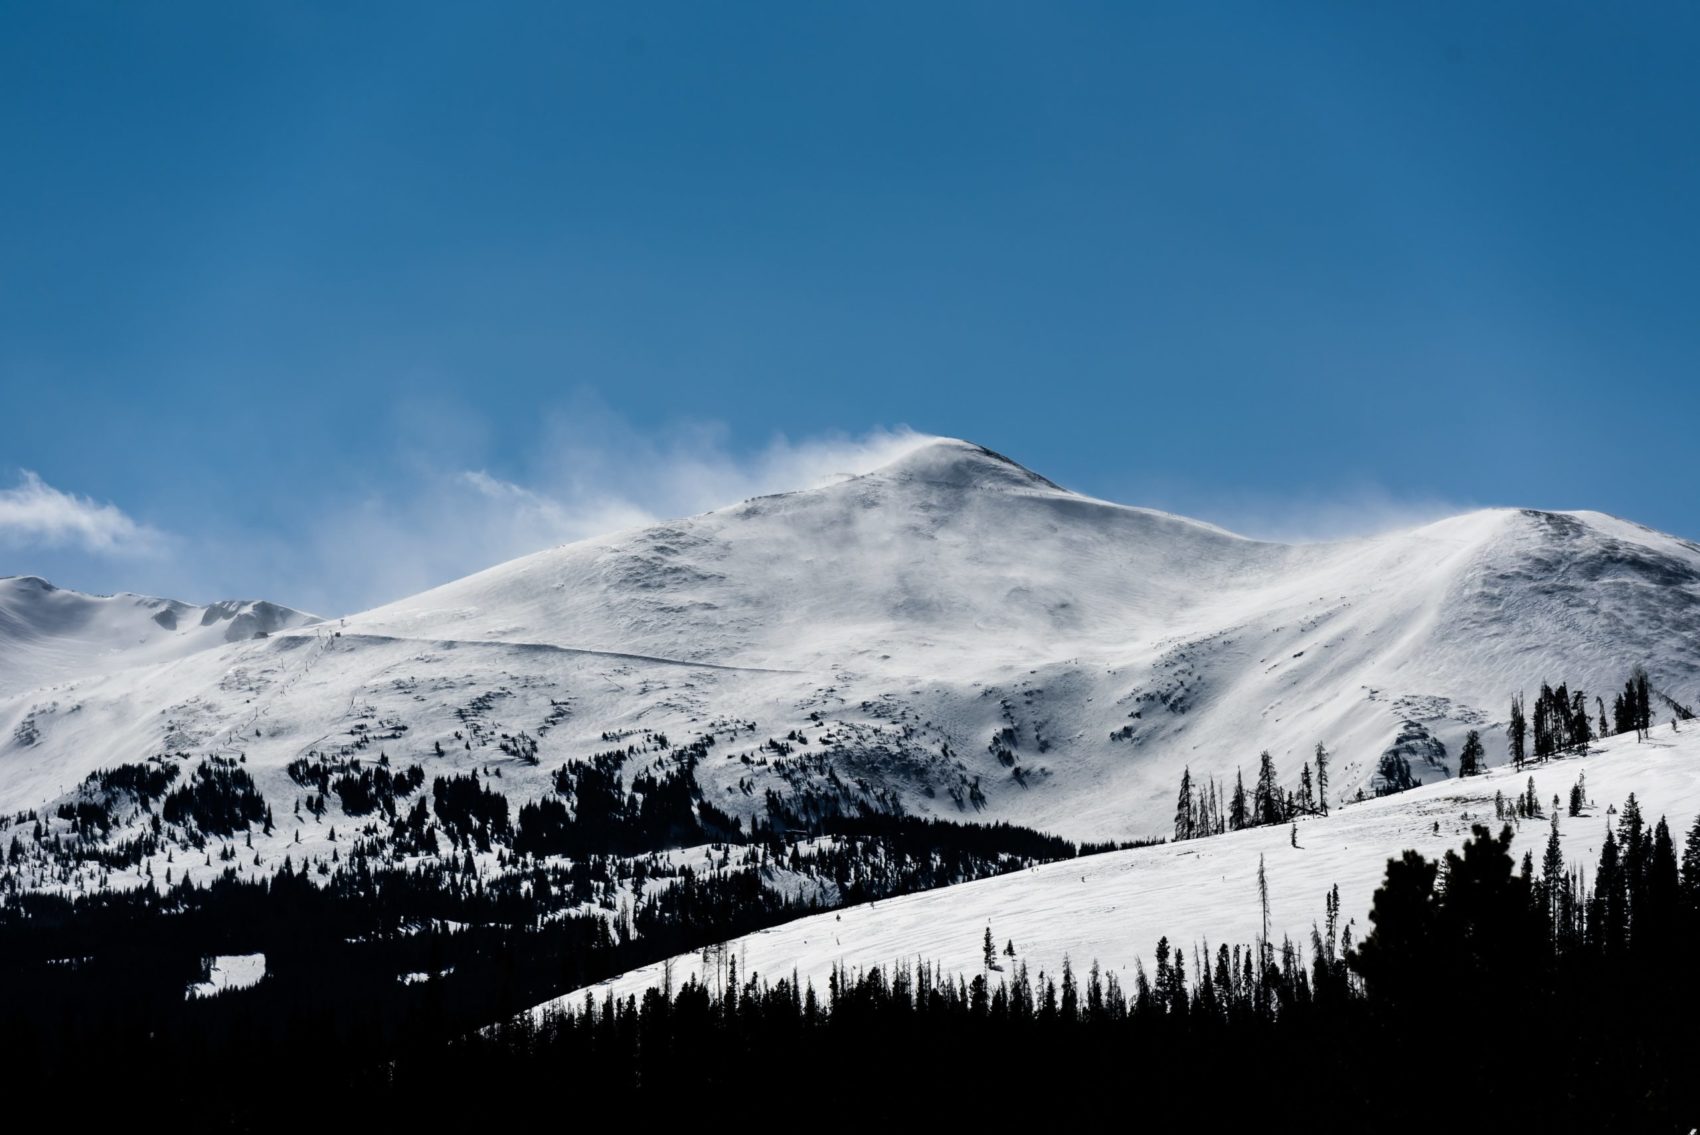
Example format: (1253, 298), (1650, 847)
(4, 3), (1698, 613)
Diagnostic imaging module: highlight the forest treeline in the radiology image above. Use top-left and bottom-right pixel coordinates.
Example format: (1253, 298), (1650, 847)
(1172, 665), (1687, 842)
(4, 784), (1697, 1126)
(457, 798), (1700, 1127)
(0, 809), (1102, 1116)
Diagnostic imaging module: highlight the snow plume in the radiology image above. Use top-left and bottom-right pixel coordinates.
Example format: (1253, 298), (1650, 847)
(0, 471), (160, 554)
(1137, 481), (1477, 545)
(282, 419), (934, 615)
(500, 414), (934, 530)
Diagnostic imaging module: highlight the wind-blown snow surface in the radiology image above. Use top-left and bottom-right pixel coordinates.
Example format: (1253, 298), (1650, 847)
(3, 438), (1700, 843)
(0, 575), (318, 698)
(535, 727), (1700, 1016)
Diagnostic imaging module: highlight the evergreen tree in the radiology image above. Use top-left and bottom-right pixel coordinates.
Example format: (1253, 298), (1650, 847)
(1257, 853), (1271, 1014)
(1541, 811), (1564, 939)
(1594, 827), (1627, 956)
(1635, 666), (1653, 736)
(1298, 762), (1316, 815)
(1533, 684), (1558, 759)
(1229, 769), (1248, 831)
(1352, 850), (1441, 1011)
(1253, 751), (1281, 827)
(1436, 824), (1544, 1005)
(1616, 667), (1654, 739)
(1646, 817), (1680, 960)
(1509, 694), (1527, 768)
(1570, 689), (1592, 751)
(1619, 794), (1650, 942)
(1314, 742), (1330, 816)
(1681, 813), (1700, 910)
(1458, 730), (1484, 777)
(1174, 767), (1195, 842)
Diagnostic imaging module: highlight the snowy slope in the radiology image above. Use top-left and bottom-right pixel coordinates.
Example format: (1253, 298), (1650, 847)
(345, 439), (1286, 671)
(535, 725), (1700, 1016)
(2, 438), (1699, 848)
(0, 575), (319, 698)
(339, 439), (1700, 840)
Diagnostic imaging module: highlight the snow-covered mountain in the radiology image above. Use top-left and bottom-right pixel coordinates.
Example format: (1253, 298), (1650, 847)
(0, 575), (319, 698)
(3, 437), (1698, 849)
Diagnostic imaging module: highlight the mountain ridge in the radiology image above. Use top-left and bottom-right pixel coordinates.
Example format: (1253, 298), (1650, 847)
(1, 438), (1697, 843)
(0, 574), (320, 699)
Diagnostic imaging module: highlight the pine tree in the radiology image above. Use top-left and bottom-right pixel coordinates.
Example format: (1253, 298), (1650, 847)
(1253, 751), (1281, 827)
(1174, 767), (1195, 842)
(1620, 793), (1650, 944)
(1595, 826), (1626, 956)
(1541, 811), (1564, 939)
(1509, 694), (1527, 768)
(1230, 769), (1249, 831)
(1298, 762), (1316, 815)
(1314, 742), (1330, 816)
(1634, 666), (1653, 736)
(1646, 817), (1680, 958)
(1680, 813), (1700, 912)
(1533, 684), (1556, 760)
(1617, 667), (1654, 739)
(1257, 854), (1271, 1015)
(1458, 730), (1484, 777)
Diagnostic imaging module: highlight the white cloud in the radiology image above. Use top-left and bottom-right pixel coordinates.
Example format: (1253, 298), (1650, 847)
(0, 471), (161, 554)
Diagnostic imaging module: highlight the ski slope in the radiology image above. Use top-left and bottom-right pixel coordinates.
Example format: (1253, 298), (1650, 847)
(537, 725), (1700, 1014)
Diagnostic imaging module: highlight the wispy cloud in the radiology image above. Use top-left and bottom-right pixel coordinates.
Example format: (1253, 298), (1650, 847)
(199, 418), (933, 615)
(0, 471), (161, 554)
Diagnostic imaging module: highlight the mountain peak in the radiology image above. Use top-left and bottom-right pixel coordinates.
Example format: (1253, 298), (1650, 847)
(860, 437), (1067, 493)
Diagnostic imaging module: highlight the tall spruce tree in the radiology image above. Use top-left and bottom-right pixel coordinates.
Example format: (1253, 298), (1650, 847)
(1570, 690), (1592, 751)
(1646, 818), (1680, 959)
(1458, 730), (1484, 777)
(1595, 827), (1627, 956)
(1230, 768), (1249, 831)
(1314, 742), (1330, 816)
(1681, 813), (1700, 909)
(1509, 694), (1527, 768)
(1634, 666), (1653, 735)
(1174, 767), (1195, 842)
(1253, 751), (1281, 827)
(1541, 811), (1564, 939)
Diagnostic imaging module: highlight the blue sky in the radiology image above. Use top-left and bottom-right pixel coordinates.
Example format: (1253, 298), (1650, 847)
(3, 3), (1698, 614)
